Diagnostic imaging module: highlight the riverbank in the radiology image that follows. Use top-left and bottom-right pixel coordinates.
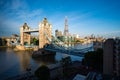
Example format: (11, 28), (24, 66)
(32, 48), (56, 58)
(13, 45), (33, 51)
(0, 46), (7, 48)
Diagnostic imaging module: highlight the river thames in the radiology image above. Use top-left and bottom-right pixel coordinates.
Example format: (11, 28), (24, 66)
(0, 45), (86, 80)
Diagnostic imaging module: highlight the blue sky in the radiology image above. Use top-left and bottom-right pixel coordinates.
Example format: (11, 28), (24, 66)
(0, 0), (120, 37)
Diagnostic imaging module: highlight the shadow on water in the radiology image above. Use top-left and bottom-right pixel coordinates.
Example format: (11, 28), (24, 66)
(32, 54), (56, 64)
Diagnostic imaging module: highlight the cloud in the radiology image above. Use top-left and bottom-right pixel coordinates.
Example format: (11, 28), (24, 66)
(11, 0), (28, 10)
(0, 0), (119, 38)
(0, 0), (101, 37)
(0, 0), (43, 36)
(0, 8), (43, 36)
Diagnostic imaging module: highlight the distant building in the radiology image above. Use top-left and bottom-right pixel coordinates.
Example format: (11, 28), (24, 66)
(103, 38), (120, 79)
(1, 34), (19, 47)
(64, 17), (69, 36)
(12, 34), (19, 38)
(73, 34), (80, 38)
(6, 37), (11, 47)
(55, 29), (62, 37)
(93, 40), (104, 51)
(11, 34), (19, 43)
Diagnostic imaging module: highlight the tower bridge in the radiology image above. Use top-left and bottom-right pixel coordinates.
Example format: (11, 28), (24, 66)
(20, 18), (52, 48)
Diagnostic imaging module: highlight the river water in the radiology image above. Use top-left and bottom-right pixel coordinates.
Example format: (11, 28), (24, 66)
(0, 43), (93, 80)
(0, 47), (84, 80)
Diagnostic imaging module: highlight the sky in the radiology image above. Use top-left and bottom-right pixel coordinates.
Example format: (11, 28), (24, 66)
(0, 0), (120, 37)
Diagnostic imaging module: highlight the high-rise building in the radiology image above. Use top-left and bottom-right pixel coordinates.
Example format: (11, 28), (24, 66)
(55, 29), (62, 37)
(103, 38), (120, 79)
(64, 17), (69, 36)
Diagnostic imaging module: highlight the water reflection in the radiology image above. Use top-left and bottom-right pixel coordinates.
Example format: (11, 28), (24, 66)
(6, 47), (13, 53)
(15, 51), (31, 71)
(15, 50), (56, 71)
(66, 42), (93, 49)
(0, 47), (83, 80)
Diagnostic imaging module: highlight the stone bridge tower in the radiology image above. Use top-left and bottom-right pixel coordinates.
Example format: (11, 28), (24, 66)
(20, 23), (31, 45)
(39, 18), (52, 48)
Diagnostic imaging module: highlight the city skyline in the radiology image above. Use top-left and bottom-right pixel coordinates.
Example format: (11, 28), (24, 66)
(0, 0), (120, 37)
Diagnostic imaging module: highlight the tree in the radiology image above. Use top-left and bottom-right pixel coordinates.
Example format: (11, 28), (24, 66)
(35, 65), (50, 80)
(61, 56), (72, 66)
(82, 48), (103, 72)
(36, 40), (39, 45)
(60, 56), (72, 77)
(2, 38), (7, 46)
(33, 37), (37, 45)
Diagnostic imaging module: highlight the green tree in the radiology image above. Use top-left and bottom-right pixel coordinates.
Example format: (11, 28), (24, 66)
(82, 48), (103, 72)
(61, 56), (72, 66)
(35, 65), (50, 80)
(75, 40), (80, 43)
(60, 56), (72, 77)
(2, 38), (7, 46)
(33, 38), (37, 45)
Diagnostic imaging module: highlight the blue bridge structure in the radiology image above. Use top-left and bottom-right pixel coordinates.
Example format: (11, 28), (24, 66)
(43, 31), (93, 57)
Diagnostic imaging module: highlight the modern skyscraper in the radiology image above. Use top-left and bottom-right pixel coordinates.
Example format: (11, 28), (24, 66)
(64, 17), (69, 36)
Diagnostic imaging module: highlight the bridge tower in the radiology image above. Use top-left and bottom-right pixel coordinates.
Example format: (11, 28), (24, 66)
(39, 18), (52, 48)
(20, 23), (31, 45)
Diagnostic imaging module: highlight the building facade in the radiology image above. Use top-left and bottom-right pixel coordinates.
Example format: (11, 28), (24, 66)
(64, 17), (69, 36)
(55, 29), (62, 37)
(39, 18), (52, 48)
(103, 38), (120, 79)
